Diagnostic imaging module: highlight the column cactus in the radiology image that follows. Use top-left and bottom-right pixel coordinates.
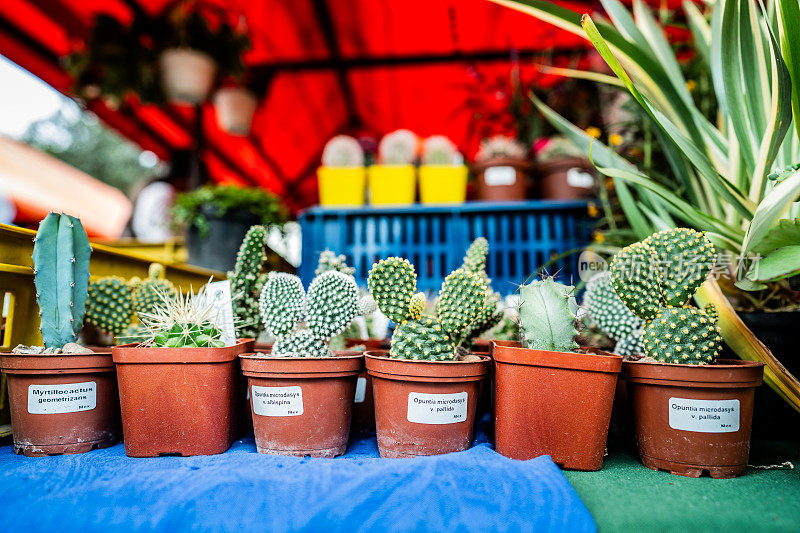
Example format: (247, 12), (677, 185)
(609, 228), (722, 365)
(32, 213), (91, 349)
(518, 277), (578, 353)
(229, 225), (268, 339)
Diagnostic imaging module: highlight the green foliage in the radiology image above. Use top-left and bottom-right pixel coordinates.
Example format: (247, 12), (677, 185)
(315, 250), (355, 277)
(85, 276), (133, 336)
(518, 277), (578, 353)
(390, 316), (454, 360)
(152, 321), (223, 348)
(228, 226), (267, 339)
(368, 257), (417, 324)
(643, 307), (721, 365)
(130, 263), (177, 317)
(32, 213), (91, 349)
(171, 185), (286, 238)
(258, 272), (305, 338)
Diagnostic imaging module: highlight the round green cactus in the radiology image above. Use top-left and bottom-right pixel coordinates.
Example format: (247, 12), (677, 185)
(390, 315), (455, 360)
(305, 270), (359, 340)
(130, 263), (176, 317)
(646, 228), (715, 307)
(435, 268), (486, 340)
(518, 277), (578, 353)
(273, 329), (328, 357)
(368, 257), (417, 324)
(584, 271), (643, 341)
(85, 276), (134, 335)
(259, 272), (305, 337)
(609, 240), (662, 321)
(152, 321), (223, 348)
(642, 306), (722, 365)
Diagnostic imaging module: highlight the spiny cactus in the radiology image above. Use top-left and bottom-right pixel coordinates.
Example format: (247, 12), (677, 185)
(614, 334), (646, 357)
(463, 237), (489, 273)
(367, 257), (417, 324)
(583, 271), (643, 341)
(32, 213), (91, 349)
(475, 135), (527, 162)
(391, 316), (454, 361)
(457, 237), (502, 346)
(85, 276), (134, 336)
(228, 226), (268, 339)
(322, 135), (364, 167)
(519, 277), (578, 353)
(258, 271), (360, 357)
(409, 292), (425, 320)
(435, 268), (487, 340)
(609, 241), (661, 321)
(358, 295), (377, 316)
(138, 285), (225, 348)
(642, 307), (721, 364)
(379, 129), (418, 165)
(315, 249), (355, 277)
(421, 135), (459, 165)
(131, 263), (177, 318)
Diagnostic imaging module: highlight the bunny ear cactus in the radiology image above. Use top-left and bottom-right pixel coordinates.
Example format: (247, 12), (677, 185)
(131, 262), (177, 318)
(315, 249), (355, 277)
(305, 271), (359, 340)
(259, 272), (305, 338)
(435, 268), (487, 340)
(367, 257), (417, 324)
(457, 237), (502, 346)
(229, 225), (268, 339)
(85, 276), (134, 336)
(518, 277), (579, 353)
(32, 213), (91, 349)
(583, 271), (644, 356)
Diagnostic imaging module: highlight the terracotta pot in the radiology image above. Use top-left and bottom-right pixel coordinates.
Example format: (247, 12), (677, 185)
(213, 87), (258, 136)
(472, 157), (531, 201)
(240, 351), (363, 457)
(344, 338), (388, 434)
(537, 157), (596, 200)
(365, 351), (489, 458)
(159, 48), (217, 105)
(623, 359), (764, 479)
(493, 341), (621, 471)
(112, 339), (251, 457)
(0, 350), (120, 457)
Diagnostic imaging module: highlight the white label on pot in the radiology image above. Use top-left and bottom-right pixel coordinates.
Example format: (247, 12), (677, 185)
(27, 382), (96, 414)
(668, 398), (740, 433)
(354, 377), (367, 403)
(566, 167), (595, 189)
(407, 392), (468, 424)
(484, 166), (516, 186)
(252, 385), (303, 417)
(203, 279), (237, 346)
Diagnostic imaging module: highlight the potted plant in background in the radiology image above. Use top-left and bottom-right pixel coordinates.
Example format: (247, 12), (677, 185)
(171, 184), (285, 272)
(365, 258), (490, 458)
(240, 271), (364, 457)
(368, 129), (418, 205)
(317, 135), (367, 207)
(535, 136), (596, 200)
(472, 135), (531, 201)
(418, 135), (468, 204)
(0, 213), (121, 456)
(609, 228), (764, 478)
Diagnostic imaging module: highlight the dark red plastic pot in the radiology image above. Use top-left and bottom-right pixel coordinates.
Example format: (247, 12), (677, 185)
(0, 350), (120, 457)
(365, 351), (489, 458)
(472, 158), (531, 201)
(623, 359), (764, 479)
(493, 341), (622, 471)
(240, 351), (363, 457)
(537, 157), (596, 200)
(112, 339), (251, 457)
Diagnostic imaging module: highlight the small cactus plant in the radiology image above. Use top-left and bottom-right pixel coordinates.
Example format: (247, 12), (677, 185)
(259, 271), (360, 357)
(378, 129), (418, 165)
(315, 249), (355, 277)
(475, 135), (527, 162)
(518, 277), (579, 353)
(32, 213), (91, 349)
(322, 135), (365, 167)
(228, 226), (268, 339)
(368, 258), (486, 360)
(130, 263), (177, 317)
(421, 135), (460, 165)
(457, 237), (502, 346)
(138, 285), (225, 348)
(583, 271), (644, 356)
(609, 228), (722, 365)
(85, 276), (134, 336)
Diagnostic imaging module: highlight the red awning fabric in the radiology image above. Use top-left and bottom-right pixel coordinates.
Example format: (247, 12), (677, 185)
(0, 0), (605, 211)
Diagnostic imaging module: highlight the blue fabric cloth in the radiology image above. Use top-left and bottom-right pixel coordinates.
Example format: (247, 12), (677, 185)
(0, 419), (595, 533)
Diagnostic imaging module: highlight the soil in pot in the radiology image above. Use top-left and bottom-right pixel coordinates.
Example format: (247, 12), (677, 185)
(186, 207), (261, 272)
(112, 339), (250, 457)
(0, 350), (120, 457)
(623, 359), (764, 479)
(537, 157), (596, 200)
(493, 341), (622, 471)
(365, 351), (489, 458)
(240, 351), (363, 457)
(472, 158), (530, 201)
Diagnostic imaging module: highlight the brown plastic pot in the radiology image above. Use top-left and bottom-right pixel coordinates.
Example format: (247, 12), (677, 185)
(112, 339), (250, 457)
(345, 339), (388, 434)
(537, 157), (596, 200)
(0, 350), (120, 457)
(472, 158), (531, 201)
(623, 359), (764, 479)
(240, 351), (363, 457)
(365, 351), (489, 458)
(493, 341), (622, 471)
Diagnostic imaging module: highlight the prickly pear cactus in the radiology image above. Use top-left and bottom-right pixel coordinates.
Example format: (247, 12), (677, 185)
(642, 306), (722, 364)
(273, 329), (328, 357)
(435, 268), (486, 340)
(305, 271), (359, 340)
(647, 228), (715, 307)
(614, 334), (645, 357)
(519, 277), (578, 353)
(131, 263), (176, 318)
(408, 292), (425, 320)
(315, 249), (355, 277)
(368, 257), (417, 324)
(457, 237), (502, 346)
(259, 272), (305, 337)
(32, 212), (91, 349)
(390, 316), (454, 360)
(584, 271), (643, 341)
(462, 237), (489, 274)
(609, 240), (661, 321)
(85, 276), (133, 336)
(229, 225), (268, 339)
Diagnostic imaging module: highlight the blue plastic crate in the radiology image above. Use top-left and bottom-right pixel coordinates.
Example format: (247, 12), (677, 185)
(298, 201), (594, 295)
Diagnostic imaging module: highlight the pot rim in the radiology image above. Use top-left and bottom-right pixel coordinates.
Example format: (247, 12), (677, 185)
(471, 157), (532, 173)
(0, 349), (114, 373)
(240, 350), (364, 378)
(112, 338), (251, 365)
(623, 358), (764, 388)
(364, 350), (490, 381)
(491, 340), (622, 373)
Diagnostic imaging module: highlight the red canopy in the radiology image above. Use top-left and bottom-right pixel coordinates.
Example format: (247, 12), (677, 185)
(0, 0), (598, 211)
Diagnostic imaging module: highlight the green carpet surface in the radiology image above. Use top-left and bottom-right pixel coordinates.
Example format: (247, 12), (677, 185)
(564, 441), (800, 532)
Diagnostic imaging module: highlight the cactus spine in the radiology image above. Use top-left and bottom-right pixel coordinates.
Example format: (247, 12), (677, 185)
(379, 129), (418, 165)
(32, 213), (91, 349)
(518, 277), (578, 353)
(583, 271), (644, 356)
(457, 237), (502, 346)
(421, 135), (459, 165)
(315, 249), (355, 277)
(85, 276), (134, 335)
(229, 226), (268, 339)
(610, 228), (721, 365)
(131, 263), (177, 317)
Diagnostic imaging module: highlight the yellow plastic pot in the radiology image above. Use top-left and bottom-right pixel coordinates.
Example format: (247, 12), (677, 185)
(418, 165), (468, 204)
(367, 165), (416, 205)
(317, 166), (366, 207)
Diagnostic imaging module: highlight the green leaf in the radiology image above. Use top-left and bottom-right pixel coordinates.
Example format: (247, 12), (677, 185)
(776, 0), (800, 141)
(747, 245), (800, 281)
(742, 167), (800, 255)
(684, 0), (711, 65)
(751, 218), (800, 254)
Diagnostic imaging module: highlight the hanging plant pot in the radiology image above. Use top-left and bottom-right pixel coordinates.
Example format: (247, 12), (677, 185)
(623, 359), (764, 478)
(471, 158), (531, 201)
(213, 87), (258, 136)
(160, 48), (218, 105)
(0, 350), (120, 457)
(367, 165), (416, 205)
(239, 351), (363, 457)
(493, 341), (621, 471)
(365, 351), (489, 458)
(112, 339), (251, 457)
(418, 165), (468, 204)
